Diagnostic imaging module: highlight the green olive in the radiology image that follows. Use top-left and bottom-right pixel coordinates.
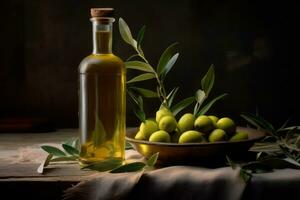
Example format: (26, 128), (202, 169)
(216, 117), (236, 135)
(139, 120), (159, 139)
(178, 113), (195, 133)
(208, 115), (219, 127)
(179, 130), (204, 143)
(208, 129), (227, 142)
(134, 131), (146, 140)
(149, 130), (171, 142)
(156, 107), (173, 123)
(230, 131), (248, 141)
(159, 115), (177, 133)
(194, 115), (214, 133)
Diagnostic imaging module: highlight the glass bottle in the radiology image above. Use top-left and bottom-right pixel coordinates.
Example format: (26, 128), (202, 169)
(78, 8), (126, 166)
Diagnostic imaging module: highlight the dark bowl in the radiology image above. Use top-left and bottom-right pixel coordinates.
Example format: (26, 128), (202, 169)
(126, 127), (265, 165)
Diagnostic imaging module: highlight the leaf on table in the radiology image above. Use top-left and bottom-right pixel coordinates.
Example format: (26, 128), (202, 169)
(242, 161), (273, 173)
(125, 142), (134, 150)
(171, 96), (195, 116)
(129, 86), (158, 98)
(41, 145), (66, 157)
(201, 64), (215, 97)
(127, 73), (156, 84)
(157, 42), (179, 76)
(37, 154), (53, 174)
(110, 162), (146, 173)
(240, 169), (252, 183)
(160, 53), (179, 80)
(50, 156), (78, 162)
(82, 159), (122, 172)
(62, 144), (80, 156)
(146, 152), (159, 167)
(125, 61), (154, 73)
(196, 93), (227, 117)
(118, 18), (136, 47)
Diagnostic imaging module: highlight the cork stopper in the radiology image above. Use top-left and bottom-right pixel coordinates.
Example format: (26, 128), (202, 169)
(90, 8), (114, 18)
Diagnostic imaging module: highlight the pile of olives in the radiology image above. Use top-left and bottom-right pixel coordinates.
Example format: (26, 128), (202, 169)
(134, 107), (248, 143)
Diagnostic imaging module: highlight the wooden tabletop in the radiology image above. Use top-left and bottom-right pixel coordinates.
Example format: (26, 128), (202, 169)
(0, 129), (96, 199)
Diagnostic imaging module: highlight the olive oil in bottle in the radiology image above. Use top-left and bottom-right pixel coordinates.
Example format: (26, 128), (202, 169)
(78, 8), (126, 166)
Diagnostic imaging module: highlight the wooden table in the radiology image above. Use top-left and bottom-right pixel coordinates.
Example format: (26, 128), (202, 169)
(0, 129), (96, 199)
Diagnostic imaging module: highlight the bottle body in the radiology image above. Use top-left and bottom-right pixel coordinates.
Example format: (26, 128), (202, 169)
(78, 12), (126, 165)
(79, 54), (126, 165)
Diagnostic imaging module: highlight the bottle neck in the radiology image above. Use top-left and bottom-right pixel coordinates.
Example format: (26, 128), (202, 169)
(91, 18), (114, 54)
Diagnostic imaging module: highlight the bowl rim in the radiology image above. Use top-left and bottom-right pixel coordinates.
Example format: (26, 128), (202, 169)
(126, 126), (266, 147)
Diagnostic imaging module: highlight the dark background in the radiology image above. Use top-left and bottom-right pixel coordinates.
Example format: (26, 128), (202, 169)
(1, 0), (299, 129)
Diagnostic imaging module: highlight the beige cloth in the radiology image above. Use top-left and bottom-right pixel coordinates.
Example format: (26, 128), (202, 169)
(64, 151), (246, 200)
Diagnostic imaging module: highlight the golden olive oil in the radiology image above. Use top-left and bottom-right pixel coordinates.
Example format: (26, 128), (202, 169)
(78, 8), (126, 166)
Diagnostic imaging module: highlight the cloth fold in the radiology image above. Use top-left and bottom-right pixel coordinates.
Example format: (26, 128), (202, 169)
(64, 165), (245, 200)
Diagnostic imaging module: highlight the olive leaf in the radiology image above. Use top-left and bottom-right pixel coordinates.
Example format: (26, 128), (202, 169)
(193, 89), (206, 115)
(37, 154), (53, 174)
(125, 61), (154, 73)
(137, 25), (146, 50)
(81, 159), (122, 172)
(240, 112), (275, 133)
(125, 142), (134, 150)
(171, 97), (196, 116)
(166, 87), (179, 107)
(127, 90), (146, 122)
(110, 162), (146, 173)
(201, 64), (215, 97)
(126, 54), (140, 61)
(50, 156), (78, 162)
(160, 53), (179, 80)
(127, 73), (156, 84)
(196, 93), (227, 117)
(119, 18), (136, 47)
(157, 42), (179, 76)
(129, 86), (158, 98)
(41, 145), (66, 157)
(146, 152), (159, 167)
(62, 144), (79, 156)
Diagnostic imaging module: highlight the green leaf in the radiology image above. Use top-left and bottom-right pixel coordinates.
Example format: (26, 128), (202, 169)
(242, 161), (273, 173)
(171, 97), (196, 116)
(240, 112), (275, 133)
(118, 18), (136, 47)
(196, 93), (227, 117)
(201, 65), (215, 97)
(195, 89), (206, 107)
(41, 145), (66, 157)
(146, 152), (159, 167)
(62, 144), (79, 156)
(37, 154), (53, 174)
(50, 156), (78, 162)
(128, 93), (146, 123)
(110, 162), (146, 173)
(92, 113), (106, 148)
(157, 42), (179, 76)
(126, 54), (140, 61)
(137, 25), (146, 49)
(125, 61), (154, 73)
(129, 87), (158, 98)
(82, 159), (122, 172)
(240, 169), (252, 183)
(125, 142), (134, 150)
(133, 105), (146, 123)
(127, 73), (156, 84)
(226, 155), (237, 169)
(161, 53), (179, 80)
(166, 87), (179, 107)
